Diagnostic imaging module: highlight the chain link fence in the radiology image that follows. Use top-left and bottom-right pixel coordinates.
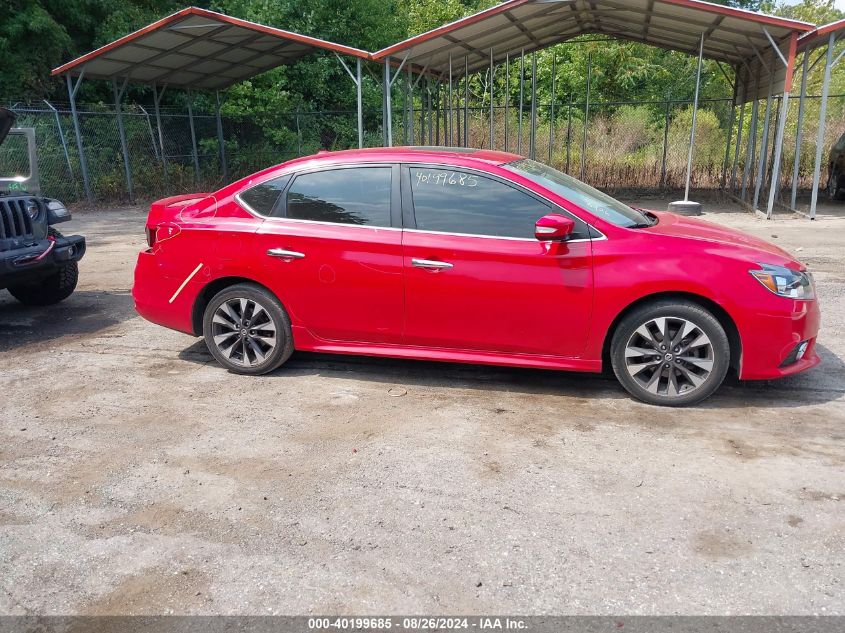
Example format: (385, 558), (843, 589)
(1, 94), (843, 204)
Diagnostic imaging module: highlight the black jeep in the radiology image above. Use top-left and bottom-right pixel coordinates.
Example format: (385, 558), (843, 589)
(829, 130), (845, 201)
(0, 107), (85, 305)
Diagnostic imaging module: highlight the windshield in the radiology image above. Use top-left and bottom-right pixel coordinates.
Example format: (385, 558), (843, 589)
(503, 159), (651, 228)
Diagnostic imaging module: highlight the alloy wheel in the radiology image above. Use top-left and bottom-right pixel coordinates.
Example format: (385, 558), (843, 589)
(623, 316), (714, 398)
(210, 297), (277, 367)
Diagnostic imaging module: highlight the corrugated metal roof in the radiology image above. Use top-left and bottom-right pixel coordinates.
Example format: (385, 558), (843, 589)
(51, 6), (369, 90)
(372, 0), (813, 102)
(51, 1), (817, 102)
(797, 18), (845, 52)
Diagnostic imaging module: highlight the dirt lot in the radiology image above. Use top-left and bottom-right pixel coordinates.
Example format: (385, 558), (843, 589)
(1, 197), (844, 615)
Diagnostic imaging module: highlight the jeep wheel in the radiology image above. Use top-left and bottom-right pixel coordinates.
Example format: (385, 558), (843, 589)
(8, 228), (79, 306)
(8, 262), (79, 306)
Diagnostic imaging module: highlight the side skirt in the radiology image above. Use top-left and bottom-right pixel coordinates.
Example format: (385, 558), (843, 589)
(291, 326), (603, 373)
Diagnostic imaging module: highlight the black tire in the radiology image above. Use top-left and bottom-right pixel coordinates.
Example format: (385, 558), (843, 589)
(8, 229), (79, 306)
(610, 300), (730, 407)
(828, 170), (845, 201)
(202, 283), (293, 375)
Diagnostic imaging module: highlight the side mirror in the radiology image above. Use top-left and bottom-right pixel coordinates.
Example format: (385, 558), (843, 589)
(535, 214), (575, 241)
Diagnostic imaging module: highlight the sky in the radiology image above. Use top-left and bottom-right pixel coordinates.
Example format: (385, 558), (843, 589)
(782, 0), (845, 13)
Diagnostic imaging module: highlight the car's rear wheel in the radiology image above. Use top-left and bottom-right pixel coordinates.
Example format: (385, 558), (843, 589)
(828, 170), (845, 201)
(610, 300), (730, 407)
(202, 283), (293, 375)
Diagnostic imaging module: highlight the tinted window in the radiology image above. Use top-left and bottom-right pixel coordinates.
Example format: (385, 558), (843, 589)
(409, 168), (549, 239)
(238, 175), (290, 217)
(286, 168), (391, 227)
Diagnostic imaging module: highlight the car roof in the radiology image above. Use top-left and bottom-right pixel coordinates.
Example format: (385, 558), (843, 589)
(226, 146), (526, 195)
(303, 146), (523, 166)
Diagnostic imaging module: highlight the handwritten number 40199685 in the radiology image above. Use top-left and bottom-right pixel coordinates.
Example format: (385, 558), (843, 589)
(416, 171), (478, 187)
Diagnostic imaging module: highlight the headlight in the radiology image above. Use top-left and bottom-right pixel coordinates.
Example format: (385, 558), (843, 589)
(24, 199), (40, 219)
(750, 264), (814, 299)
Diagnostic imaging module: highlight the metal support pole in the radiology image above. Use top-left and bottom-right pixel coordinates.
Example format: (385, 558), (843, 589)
(139, 105), (159, 162)
(408, 67), (415, 146)
(435, 83), (441, 144)
(549, 52), (556, 165)
(504, 53), (510, 152)
(660, 96), (671, 189)
(448, 54), (453, 147)
(489, 48), (494, 150)
(382, 61), (389, 145)
(766, 89), (792, 218)
(152, 82), (168, 179)
(464, 56), (469, 147)
(43, 100), (74, 182)
(427, 83), (433, 144)
(810, 33), (837, 220)
(112, 78), (134, 202)
(518, 50), (524, 156)
(529, 51), (537, 160)
(790, 51), (809, 209)
(721, 78), (738, 190)
(730, 98), (746, 192)
(565, 93), (573, 174)
(357, 59), (364, 148)
(683, 33), (705, 202)
(403, 70), (410, 146)
(215, 90), (228, 182)
(580, 53), (592, 181)
(753, 66), (776, 210)
(741, 74), (760, 200)
(66, 72), (93, 202)
(384, 57), (393, 147)
(186, 89), (200, 186)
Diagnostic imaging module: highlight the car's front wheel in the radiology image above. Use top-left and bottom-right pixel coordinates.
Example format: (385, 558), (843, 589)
(202, 283), (293, 375)
(610, 300), (730, 407)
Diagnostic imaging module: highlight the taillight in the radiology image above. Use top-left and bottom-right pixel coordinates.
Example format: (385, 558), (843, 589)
(145, 223), (181, 248)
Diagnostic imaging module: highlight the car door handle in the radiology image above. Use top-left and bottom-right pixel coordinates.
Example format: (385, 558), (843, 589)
(267, 248), (305, 260)
(411, 258), (453, 271)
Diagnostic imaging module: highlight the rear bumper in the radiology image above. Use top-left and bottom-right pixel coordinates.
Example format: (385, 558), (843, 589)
(738, 299), (821, 380)
(0, 234), (85, 288)
(132, 249), (198, 335)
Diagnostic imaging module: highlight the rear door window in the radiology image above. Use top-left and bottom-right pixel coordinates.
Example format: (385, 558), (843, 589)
(237, 175), (291, 217)
(285, 167), (392, 227)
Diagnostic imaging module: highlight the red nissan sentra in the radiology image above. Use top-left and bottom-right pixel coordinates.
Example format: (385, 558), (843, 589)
(133, 147), (820, 406)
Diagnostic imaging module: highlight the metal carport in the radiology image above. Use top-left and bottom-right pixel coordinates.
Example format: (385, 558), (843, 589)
(787, 19), (845, 219)
(372, 0), (813, 217)
(51, 6), (370, 203)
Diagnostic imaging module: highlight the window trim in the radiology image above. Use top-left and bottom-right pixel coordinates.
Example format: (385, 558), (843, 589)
(236, 163), (400, 230)
(401, 162), (602, 242)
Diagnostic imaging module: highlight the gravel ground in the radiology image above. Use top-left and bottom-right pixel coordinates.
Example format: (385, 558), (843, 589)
(1, 197), (843, 615)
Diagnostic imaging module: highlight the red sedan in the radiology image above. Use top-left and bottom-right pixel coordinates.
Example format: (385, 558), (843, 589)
(133, 147), (820, 406)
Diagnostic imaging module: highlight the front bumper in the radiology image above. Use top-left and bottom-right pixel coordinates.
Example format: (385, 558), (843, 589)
(738, 298), (821, 380)
(0, 234), (86, 288)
